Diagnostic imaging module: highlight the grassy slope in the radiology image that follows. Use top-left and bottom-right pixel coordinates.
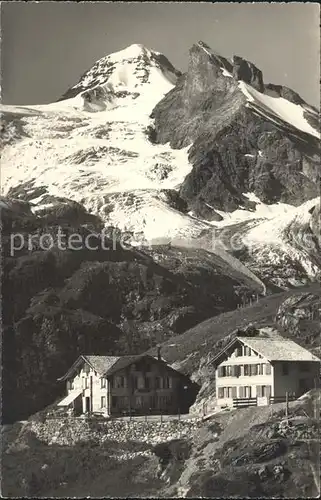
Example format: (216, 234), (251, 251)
(163, 391), (320, 498)
(147, 282), (320, 376)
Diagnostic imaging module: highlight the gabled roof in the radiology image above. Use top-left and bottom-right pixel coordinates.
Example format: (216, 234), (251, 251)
(212, 335), (320, 366)
(85, 355), (121, 374)
(58, 353), (187, 382)
(57, 355), (121, 381)
(238, 337), (320, 362)
(105, 354), (147, 375)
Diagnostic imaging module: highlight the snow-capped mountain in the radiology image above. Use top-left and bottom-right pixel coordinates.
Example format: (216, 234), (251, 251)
(59, 43), (181, 101)
(1, 43), (199, 242)
(2, 40), (320, 430)
(1, 41), (320, 290)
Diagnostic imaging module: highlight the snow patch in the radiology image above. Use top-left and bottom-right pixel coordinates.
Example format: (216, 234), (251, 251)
(239, 81), (320, 139)
(221, 68), (233, 78)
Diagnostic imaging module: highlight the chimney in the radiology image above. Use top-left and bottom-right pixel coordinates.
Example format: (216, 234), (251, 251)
(157, 346), (162, 361)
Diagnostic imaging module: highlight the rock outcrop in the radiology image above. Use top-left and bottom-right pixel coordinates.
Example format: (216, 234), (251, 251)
(151, 41), (320, 214)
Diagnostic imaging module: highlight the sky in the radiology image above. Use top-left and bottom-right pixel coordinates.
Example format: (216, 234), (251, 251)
(1, 2), (320, 107)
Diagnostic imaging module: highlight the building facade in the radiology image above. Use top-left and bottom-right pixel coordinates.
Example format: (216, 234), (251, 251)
(57, 352), (194, 416)
(213, 336), (320, 408)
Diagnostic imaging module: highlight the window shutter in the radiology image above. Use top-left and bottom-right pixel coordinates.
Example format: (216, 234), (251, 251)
(256, 385), (262, 397)
(232, 387), (237, 398)
(239, 386), (244, 398)
(265, 364), (271, 375)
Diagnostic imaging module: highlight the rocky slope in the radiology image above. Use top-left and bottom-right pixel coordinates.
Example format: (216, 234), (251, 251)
(151, 41), (319, 215)
(160, 392), (320, 498)
(147, 283), (320, 414)
(1, 40), (320, 426)
(1, 41), (319, 293)
(198, 198), (321, 290)
(2, 391), (319, 498)
(1, 196), (263, 423)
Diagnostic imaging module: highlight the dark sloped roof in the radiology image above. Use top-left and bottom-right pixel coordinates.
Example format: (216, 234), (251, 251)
(211, 335), (320, 367)
(58, 353), (189, 382)
(85, 355), (121, 374)
(238, 337), (320, 362)
(105, 354), (152, 375)
(57, 354), (121, 381)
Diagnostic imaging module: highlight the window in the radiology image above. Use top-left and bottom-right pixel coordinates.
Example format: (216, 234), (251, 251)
(265, 364), (271, 375)
(101, 378), (106, 389)
(84, 363), (90, 375)
(137, 376), (145, 389)
(218, 387), (225, 398)
(68, 380), (74, 390)
(118, 396), (129, 409)
(85, 378), (89, 389)
(116, 376), (125, 388)
(163, 377), (171, 389)
(257, 364), (264, 375)
(244, 364), (250, 376)
(135, 396), (143, 407)
(299, 363), (309, 372)
(231, 365), (240, 377)
(236, 346), (243, 357)
(145, 377), (151, 389)
(101, 396), (106, 408)
(282, 363), (289, 375)
(244, 386), (252, 398)
(240, 386), (251, 398)
(155, 377), (161, 389)
(250, 364), (258, 376)
(150, 395), (158, 408)
(227, 387), (236, 398)
(112, 396), (118, 408)
(218, 365), (237, 377)
(225, 366), (232, 377)
(159, 395), (172, 407)
(244, 346), (251, 356)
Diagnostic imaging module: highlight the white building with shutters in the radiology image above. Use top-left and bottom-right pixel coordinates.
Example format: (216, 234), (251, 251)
(56, 351), (194, 416)
(213, 334), (320, 408)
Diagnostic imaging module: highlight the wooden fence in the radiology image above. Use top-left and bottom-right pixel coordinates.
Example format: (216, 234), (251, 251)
(269, 395), (296, 404)
(233, 397), (258, 408)
(232, 393), (297, 409)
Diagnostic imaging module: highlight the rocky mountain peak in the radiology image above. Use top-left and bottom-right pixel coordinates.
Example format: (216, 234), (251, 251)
(58, 43), (181, 102)
(232, 55), (264, 92)
(189, 41), (233, 76)
(151, 40), (319, 216)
